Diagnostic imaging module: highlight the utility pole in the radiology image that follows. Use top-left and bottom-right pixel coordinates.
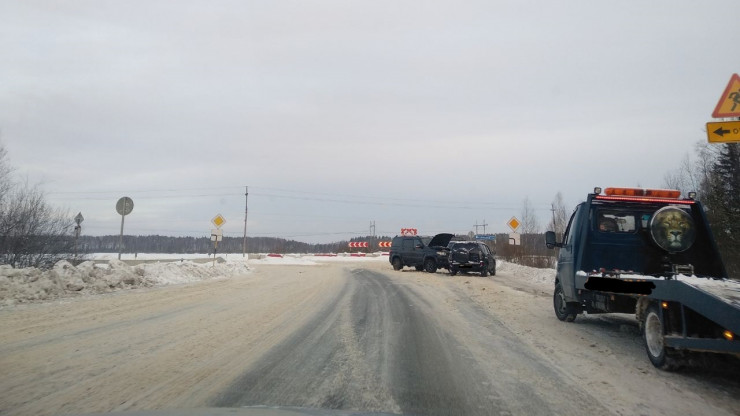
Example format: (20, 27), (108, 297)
(242, 186), (248, 258)
(551, 203), (557, 234)
(473, 219), (488, 235)
(370, 221), (376, 252)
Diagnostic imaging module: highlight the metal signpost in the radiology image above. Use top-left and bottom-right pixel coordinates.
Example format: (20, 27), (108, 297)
(74, 212), (84, 262)
(508, 217), (521, 246)
(211, 214), (226, 266)
(116, 197), (134, 260)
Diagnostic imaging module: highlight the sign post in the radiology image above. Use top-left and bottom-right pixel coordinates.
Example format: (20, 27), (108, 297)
(115, 197), (134, 260)
(74, 212), (84, 262)
(508, 217), (521, 246)
(211, 214), (226, 266)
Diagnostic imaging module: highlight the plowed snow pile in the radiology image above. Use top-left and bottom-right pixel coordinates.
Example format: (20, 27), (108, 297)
(0, 259), (250, 306)
(496, 260), (554, 289)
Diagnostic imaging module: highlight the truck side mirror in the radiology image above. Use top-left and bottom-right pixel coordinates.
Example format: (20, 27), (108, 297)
(545, 231), (562, 249)
(415, 244), (423, 249)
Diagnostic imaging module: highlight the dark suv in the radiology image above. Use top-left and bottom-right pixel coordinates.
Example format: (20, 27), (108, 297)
(389, 233), (453, 273)
(448, 241), (496, 277)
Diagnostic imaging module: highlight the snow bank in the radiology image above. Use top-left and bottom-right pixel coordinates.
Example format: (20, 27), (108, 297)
(0, 259), (250, 307)
(497, 260), (555, 290)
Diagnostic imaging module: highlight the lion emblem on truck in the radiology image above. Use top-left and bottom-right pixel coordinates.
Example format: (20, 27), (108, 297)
(649, 206), (695, 253)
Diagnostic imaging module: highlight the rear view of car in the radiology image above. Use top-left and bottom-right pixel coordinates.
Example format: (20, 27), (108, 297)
(448, 241), (496, 277)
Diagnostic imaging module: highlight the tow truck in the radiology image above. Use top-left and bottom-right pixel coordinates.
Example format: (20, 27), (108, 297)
(545, 187), (740, 369)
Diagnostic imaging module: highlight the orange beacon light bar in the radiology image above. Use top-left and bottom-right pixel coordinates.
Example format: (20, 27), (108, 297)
(596, 187), (692, 204)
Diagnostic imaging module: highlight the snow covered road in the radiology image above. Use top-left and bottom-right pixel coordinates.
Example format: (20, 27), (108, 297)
(1, 260), (738, 415)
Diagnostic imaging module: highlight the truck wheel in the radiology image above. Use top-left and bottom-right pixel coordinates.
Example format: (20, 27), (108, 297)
(490, 264), (496, 276)
(480, 267), (488, 277)
(424, 258), (437, 273)
(553, 284), (577, 322)
(643, 304), (681, 370)
(392, 258), (402, 271)
(415, 265), (424, 271)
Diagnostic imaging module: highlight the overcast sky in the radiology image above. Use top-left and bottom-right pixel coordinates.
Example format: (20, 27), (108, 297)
(1, 1), (739, 244)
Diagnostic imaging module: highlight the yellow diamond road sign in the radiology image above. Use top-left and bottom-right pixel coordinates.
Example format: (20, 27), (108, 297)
(507, 217), (520, 232)
(212, 214), (226, 228)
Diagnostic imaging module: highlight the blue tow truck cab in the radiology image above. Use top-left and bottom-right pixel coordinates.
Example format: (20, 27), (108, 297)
(546, 187), (740, 370)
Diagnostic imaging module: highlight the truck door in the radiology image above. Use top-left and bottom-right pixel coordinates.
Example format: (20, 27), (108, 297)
(557, 203), (585, 302)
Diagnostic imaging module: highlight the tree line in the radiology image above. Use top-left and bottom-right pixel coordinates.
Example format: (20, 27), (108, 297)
(77, 234), (393, 255)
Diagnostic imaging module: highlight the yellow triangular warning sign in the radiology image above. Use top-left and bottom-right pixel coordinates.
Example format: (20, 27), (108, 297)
(712, 73), (740, 118)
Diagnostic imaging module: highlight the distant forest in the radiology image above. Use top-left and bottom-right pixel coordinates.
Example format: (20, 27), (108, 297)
(77, 235), (395, 254)
(76, 233), (553, 265)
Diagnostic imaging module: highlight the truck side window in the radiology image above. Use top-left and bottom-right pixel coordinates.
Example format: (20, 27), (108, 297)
(402, 239), (414, 251)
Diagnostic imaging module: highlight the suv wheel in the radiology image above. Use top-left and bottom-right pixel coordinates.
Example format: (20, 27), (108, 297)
(424, 258), (437, 273)
(392, 257), (402, 271)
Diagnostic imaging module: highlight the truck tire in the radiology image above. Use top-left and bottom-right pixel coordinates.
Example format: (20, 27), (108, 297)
(392, 257), (402, 271)
(480, 267), (488, 277)
(554, 284), (577, 322)
(643, 304), (681, 370)
(424, 258), (437, 273)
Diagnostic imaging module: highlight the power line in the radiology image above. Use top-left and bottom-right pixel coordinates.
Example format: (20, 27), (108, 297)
(47, 184), (551, 210)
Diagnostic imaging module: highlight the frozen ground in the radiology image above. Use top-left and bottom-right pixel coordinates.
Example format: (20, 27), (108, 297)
(2, 260), (738, 416)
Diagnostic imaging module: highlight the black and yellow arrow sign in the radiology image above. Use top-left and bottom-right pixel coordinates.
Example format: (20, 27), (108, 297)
(706, 121), (740, 143)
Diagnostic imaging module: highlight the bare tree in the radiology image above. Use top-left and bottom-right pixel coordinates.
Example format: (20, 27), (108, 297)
(520, 196), (540, 234)
(548, 192), (569, 238)
(0, 143), (73, 268)
(0, 142), (13, 203)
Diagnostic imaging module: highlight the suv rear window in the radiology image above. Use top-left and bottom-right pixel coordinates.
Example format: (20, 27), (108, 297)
(451, 242), (478, 250)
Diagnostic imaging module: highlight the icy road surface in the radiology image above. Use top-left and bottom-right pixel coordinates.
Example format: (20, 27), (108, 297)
(1, 261), (739, 416)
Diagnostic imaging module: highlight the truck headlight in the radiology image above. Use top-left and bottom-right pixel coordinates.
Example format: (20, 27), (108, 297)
(437, 251), (447, 256)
